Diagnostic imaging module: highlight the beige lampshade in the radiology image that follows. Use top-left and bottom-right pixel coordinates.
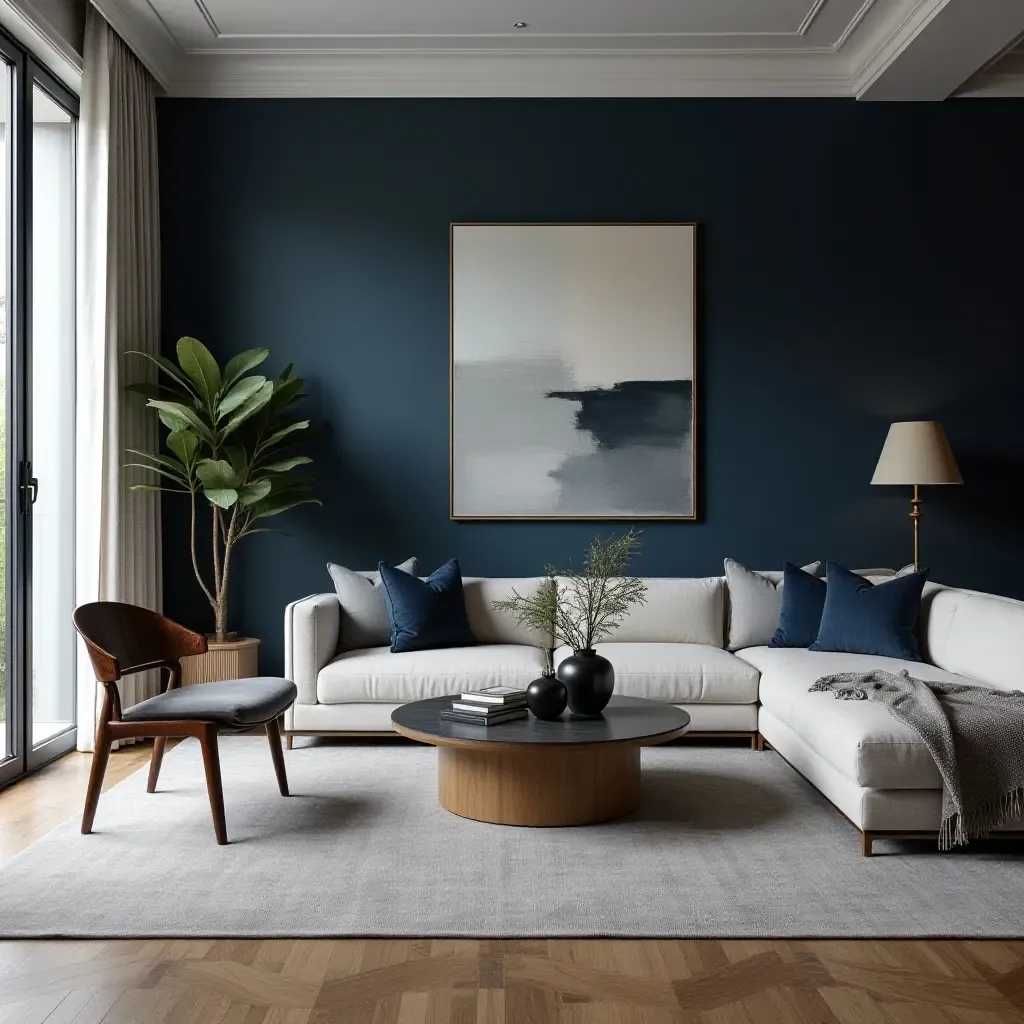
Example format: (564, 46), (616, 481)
(871, 421), (962, 486)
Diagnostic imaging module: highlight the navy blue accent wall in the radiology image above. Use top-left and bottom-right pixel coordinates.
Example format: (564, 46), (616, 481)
(158, 99), (1024, 673)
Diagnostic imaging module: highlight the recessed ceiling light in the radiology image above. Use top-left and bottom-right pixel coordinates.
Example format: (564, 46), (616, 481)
(513, 22), (528, 28)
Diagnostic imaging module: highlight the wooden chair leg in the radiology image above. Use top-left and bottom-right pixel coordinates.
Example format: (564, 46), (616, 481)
(199, 726), (228, 845)
(147, 737), (167, 793)
(266, 718), (290, 796)
(81, 726), (112, 835)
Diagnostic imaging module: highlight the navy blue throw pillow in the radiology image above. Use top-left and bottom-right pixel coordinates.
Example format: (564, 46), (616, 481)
(379, 558), (476, 654)
(809, 561), (928, 660)
(770, 562), (827, 648)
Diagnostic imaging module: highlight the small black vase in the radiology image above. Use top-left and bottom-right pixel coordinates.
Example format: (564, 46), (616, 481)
(526, 675), (568, 720)
(556, 649), (615, 717)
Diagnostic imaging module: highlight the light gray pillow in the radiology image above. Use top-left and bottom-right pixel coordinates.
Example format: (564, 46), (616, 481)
(327, 557), (417, 650)
(724, 559), (822, 651)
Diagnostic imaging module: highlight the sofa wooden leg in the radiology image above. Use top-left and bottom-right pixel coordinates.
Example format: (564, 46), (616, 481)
(861, 831), (873, 857)
(754, 733), (765, 752)
(285, 733), (294, 751)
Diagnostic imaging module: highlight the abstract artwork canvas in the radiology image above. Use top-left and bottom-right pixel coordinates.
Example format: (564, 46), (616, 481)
(451, 223), (696, 520)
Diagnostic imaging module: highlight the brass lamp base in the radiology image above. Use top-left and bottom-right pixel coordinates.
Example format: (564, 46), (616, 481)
(910, 483), (921, 573)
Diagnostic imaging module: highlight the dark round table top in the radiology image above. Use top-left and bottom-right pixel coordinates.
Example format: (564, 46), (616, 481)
(391, 695), (691, 750)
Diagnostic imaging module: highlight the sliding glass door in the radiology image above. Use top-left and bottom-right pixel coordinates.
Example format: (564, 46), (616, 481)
(0, 30), (78, 787)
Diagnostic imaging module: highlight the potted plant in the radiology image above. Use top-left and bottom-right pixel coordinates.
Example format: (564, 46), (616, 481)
(494, 531), (647, 716)
(127, 337), (319, 683)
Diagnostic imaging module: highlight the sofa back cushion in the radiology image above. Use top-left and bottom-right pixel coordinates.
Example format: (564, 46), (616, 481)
(462, 577), (553, 648)
(556, 576), (724, 646)
(921, 585), (1024, 692)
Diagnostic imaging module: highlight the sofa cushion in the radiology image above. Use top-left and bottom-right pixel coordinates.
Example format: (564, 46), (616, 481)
(736, 646), (974, 789)
(327, 557), (417, 650)
(810, 562), (928, 660)
(463, 577), (553, 648)
(724, 558), (822, 651)
(380, 558), (476, 654)
(922, 586), (1024, 693)
(771, 563), (827, 648)
(553, 643), (759, 704)
(317, 644), (547, 704)
(557, 577), (724, 646)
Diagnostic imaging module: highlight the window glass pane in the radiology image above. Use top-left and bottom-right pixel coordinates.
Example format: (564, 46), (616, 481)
(31, 84), (75, 747)
(0, 63), (10, 762)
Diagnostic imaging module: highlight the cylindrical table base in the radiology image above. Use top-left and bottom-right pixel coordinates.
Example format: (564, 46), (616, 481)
(437, 743), (642, 826)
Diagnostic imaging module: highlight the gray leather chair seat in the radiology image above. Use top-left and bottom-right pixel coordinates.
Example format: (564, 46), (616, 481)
(122, 677), (297, 729)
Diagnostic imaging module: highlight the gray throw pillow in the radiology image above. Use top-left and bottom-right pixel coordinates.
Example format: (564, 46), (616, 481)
(327, 557), (417, 650)
(725, 558), (822, 651)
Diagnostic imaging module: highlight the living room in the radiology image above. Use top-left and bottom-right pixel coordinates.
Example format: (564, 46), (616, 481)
(0, 0), (1023, 1019)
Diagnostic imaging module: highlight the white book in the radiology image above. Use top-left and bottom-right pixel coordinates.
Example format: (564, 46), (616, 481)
(450, 701), (524, 715)
(459, 685), (527, 705)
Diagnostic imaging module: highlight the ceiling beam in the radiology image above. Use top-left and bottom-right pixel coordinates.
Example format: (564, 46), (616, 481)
(854, 0), (1024, 100)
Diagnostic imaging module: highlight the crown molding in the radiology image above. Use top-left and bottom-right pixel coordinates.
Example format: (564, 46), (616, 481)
(89, 0), (182, 91)
(0, 0), (82, 91)
(847, 0), (948, 97)
(173, 50), (853, 98)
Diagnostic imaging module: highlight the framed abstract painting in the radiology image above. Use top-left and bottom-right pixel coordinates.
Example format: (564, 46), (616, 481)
(450, 223), (697, 520)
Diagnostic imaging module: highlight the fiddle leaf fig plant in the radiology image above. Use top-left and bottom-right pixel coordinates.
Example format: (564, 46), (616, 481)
(127, 337), (320, 642)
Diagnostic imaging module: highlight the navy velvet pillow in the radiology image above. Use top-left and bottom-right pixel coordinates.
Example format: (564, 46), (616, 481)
(770, 562), (827, 648)
(809, 561), (928, 660)
(379, 557), (476, 654)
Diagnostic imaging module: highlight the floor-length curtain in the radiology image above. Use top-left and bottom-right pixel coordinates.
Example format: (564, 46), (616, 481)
(76, 7), (162, 751)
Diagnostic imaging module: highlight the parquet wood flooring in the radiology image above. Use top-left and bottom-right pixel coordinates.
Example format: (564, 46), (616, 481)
(1, 750), (1022, 1023)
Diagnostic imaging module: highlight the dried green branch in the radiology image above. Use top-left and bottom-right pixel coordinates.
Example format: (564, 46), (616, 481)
(492, 531), (647, 655)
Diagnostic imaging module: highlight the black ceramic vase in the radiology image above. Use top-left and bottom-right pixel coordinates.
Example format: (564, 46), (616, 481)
(556, 649), (615, 717)
(526, 675), (568, 721)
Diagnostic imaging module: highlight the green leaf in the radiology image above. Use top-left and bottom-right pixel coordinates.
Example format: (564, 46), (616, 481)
(126, 447), (188, 474)
(238, 479), (272, 506)
(157, 407), (192, 433)
(148, 399), (216, 444)
(125, 463), (189, 487)
(223, 348), (270, 387)
(203, 487), (239, 509)
(166, 429), (199, 468)
(126, 382), (165, 400)
(220, 381), (274, 438)
(126, 351), (199, 396)
(217, 375), (267, 419)
(176, 337), (222, 407)
(250, 497), (321, 520)
(262, 419), (310, 449)
(197, 459), (239, 491)
(260, 456), (312, 473)
(129, 483), (180, 493)
(222, 441), (248, 480)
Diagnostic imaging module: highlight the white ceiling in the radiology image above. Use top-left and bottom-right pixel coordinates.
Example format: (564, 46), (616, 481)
(89, 0), (1024, 99)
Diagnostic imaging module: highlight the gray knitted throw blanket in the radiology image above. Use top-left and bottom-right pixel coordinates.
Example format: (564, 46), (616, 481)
(810, 670), (1024, 850)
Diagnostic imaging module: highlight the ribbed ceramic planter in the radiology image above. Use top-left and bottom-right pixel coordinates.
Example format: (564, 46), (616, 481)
(181, 636), (260, 685)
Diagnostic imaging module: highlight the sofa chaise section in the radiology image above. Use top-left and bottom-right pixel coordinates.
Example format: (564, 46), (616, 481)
(740, 584), (1024, 853)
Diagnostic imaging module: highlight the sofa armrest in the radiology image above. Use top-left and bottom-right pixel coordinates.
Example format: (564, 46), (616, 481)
(284, 593), (340, 704)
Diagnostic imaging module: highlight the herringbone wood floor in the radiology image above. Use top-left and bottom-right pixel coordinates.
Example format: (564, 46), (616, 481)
(1, 747), (1023, 1023)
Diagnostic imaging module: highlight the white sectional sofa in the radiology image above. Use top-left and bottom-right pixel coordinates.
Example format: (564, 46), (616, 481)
(284, 573), (1024, 853)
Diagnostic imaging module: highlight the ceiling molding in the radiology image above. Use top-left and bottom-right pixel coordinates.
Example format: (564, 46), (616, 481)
(846, 0), (948, 97)
(0, 0), (82, 91)
(89, 0), (182, 90)
(84, 0), (1020, 99)
(173, 50), (853, 99)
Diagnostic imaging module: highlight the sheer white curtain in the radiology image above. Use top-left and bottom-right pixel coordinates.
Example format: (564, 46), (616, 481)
(76, 7), (162, 751)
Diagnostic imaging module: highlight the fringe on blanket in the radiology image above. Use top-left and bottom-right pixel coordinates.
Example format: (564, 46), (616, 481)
(941, 787), (1024, 851)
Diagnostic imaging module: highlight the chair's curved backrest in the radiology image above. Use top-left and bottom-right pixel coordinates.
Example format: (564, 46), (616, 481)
(73, 602), (207, 682)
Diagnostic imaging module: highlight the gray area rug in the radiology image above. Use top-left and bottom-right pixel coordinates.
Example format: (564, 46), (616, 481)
(0, 738), (1021, 938)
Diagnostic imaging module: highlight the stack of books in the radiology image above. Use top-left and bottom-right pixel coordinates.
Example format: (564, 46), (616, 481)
(441, 685), (529, 726)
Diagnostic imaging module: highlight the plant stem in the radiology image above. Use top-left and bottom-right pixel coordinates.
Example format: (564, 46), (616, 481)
(189, 489), (216, 614)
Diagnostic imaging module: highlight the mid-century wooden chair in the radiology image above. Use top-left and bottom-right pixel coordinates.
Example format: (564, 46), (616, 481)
(73, 602), (298, 845)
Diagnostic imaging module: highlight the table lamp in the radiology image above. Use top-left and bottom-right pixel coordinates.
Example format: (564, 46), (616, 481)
(870, 421), (962, 572)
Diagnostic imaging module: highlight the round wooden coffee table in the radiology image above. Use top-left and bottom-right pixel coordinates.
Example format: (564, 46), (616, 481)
(391, 695), (690, 826)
